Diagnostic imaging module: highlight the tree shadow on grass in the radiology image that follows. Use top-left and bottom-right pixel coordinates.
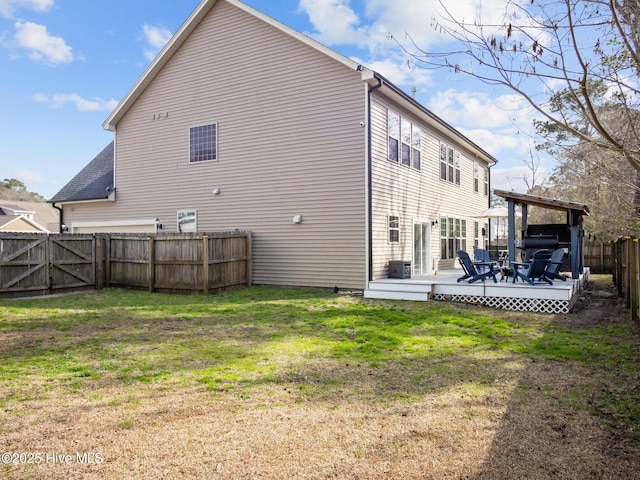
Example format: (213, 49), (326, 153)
(469, 282), (640, 480)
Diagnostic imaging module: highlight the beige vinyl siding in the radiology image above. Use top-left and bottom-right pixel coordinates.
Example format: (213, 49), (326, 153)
(64, 1), (367, 288)
(370, 93), (491, 278)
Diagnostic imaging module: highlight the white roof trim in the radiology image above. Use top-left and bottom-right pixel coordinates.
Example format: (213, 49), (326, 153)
(102, 0), (363, 132)
(0, 215), (49, 233)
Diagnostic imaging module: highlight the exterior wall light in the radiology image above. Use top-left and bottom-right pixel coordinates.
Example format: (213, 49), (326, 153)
(213, 187), (221, 195)
(292, 215), (302, 224)
(155, 218), (163, 230)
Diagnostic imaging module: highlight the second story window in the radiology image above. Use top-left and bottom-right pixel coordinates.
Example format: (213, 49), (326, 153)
(484, 167), (489, 195)
(388, 111), (400, 162)
(474, 162), (479, 192)
(412, 126), (421, 170)
(190, 123), (217, 163)
(388, 109), (421, 170)
(401, 118), (411, 167)
(440, 143), (461, 184)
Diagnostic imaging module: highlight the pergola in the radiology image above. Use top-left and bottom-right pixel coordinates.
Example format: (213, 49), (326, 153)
(494, 189), (590, 279)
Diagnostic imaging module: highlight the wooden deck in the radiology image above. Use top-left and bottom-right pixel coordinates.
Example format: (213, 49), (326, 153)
(364, 268), (590, 314)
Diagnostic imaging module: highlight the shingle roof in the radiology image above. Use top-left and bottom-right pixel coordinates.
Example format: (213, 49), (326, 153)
(0, 201), (60, 232)
(49, 141), (114, 203)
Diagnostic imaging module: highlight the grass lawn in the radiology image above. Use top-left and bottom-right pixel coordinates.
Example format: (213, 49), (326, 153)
(1, 275), (639, 479)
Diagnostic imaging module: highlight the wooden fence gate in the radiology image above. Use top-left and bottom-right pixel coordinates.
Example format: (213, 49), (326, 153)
(0, 233), (95, 298)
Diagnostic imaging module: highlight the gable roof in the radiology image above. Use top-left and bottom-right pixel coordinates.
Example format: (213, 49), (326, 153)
(0, 214), (49, 232)
(0, 201), (60, 232)
(0, 204), (34, 215)
(101, 0), (497, 167)
(103, 0), (364, 132)
(49, 141), (115, 203)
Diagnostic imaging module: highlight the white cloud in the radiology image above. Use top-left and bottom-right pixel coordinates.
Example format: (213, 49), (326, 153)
(12, 167), (52, 186)
(33, 92), (118, 111)
(460, 127), (524, 156)
(428, 89), (529, 130)
(491, 165), (545, 193)
(0, 0), (53, 18)
(13, 21), (72, 65)
(142, 24), (172, 60)
(298, 0), (369, 46)
(361, 57), (434, 87)
(298, 0), (510, 54)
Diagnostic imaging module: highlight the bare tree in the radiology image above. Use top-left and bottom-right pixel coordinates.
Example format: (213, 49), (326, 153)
(399, 0), (640, 170)
(520, 145), (547, 191)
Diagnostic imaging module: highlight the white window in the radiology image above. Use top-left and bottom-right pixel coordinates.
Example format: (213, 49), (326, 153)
(474, 162), (479, 193)
(440, 143), (460, 184)
(440, 144), (447, 180)
(190, 123), (217, 163)
(474, 221), (479, 247)
(388, 111), (400, 162)
(389, 110), (421, 170)
(412, 126), (421, 170)
(440, 216), (467, 259)
(388, 216), (400, 243)
(401, 118), (411, 167)
(483, 167), (489, 196)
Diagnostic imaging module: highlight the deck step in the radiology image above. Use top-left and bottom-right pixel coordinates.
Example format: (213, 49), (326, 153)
(364, 289), (430, 301)
(365, 281), (434, 294)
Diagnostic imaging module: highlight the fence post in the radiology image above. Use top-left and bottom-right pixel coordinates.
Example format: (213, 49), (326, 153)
(93, 234), (104, 290)
(46, 234), (52, 293)
(202, 235), (209, 295)
(631, 239), (639, 321)
(105, 234), (111, 288)
(148, 236), (155, 293)
(246, 233), (253, 287)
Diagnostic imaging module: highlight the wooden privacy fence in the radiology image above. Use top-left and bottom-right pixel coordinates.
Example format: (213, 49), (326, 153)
(0, 231), (252, 298)
(612, 236), (640, 321)
(0, 233), (95, 297)
(583, 241), (615, 274)
(100, 232), (252, 294)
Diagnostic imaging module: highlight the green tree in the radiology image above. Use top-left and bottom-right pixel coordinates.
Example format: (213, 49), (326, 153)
(0, 178), (46, 201)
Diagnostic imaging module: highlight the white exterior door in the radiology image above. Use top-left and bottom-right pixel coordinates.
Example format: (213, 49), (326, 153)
(413, 221), (432, 275)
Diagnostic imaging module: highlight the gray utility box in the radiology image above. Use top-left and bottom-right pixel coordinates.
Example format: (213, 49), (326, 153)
(388, 260), (411, 279)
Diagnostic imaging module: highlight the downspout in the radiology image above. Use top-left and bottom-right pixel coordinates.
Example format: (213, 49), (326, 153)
(487, 162), (494, 250)
(366, 72), (384, 282)
(52, 202), (64, 233)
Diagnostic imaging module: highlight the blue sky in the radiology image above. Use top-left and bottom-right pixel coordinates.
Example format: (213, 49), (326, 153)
(0, 0), (542, 200)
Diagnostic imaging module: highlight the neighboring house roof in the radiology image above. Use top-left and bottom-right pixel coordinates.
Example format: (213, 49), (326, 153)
(0, 201), (60, 232)
(0, 214), (48, 232)
(0, 204), (33, 215)
(102, 0), (498, 167)
(49, 141), (115, 203)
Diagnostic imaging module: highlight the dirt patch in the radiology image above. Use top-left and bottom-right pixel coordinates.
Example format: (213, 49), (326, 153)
(561, 278), (628, 327)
